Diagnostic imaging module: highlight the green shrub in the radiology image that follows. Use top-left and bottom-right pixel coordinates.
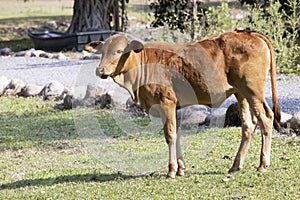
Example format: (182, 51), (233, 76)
(198, 2), (237, 38)
(149, 0), (299, 73)
(149, 0), (193, 31)
(239, 0), (300, 73)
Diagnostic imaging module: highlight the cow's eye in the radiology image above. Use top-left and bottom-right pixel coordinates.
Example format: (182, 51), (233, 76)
(116, 50), (123, 54)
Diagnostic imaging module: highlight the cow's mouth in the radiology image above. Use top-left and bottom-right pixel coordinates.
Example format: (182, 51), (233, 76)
(100, 74), (109, 79)
(96, 68), (110, 79)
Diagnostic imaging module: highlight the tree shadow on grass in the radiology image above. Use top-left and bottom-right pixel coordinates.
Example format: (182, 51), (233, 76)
(0, 170), (228, 190)
(0, 172), (150, 190)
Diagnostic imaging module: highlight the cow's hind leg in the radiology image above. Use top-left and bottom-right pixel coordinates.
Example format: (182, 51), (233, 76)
(235, 95), (274, 173)
(244, 96), (274, 172)
(229, 93), (258, 173)
(255, 100), (274, 172)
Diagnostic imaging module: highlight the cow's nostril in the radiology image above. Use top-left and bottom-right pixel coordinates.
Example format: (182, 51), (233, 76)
(96, 68), (104, 76)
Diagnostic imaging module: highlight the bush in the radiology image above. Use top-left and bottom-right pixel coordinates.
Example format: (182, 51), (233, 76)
(198, 2), (237, 38)
(239, 0), (300, 73)
(149, 0), (193, 31)
(149, 0), (299, 73)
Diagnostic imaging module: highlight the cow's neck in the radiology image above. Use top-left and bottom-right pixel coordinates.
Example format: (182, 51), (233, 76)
(112, 52), (142, 102)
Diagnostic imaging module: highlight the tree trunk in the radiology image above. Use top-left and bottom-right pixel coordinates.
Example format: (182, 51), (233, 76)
(67, 0), (125, 34)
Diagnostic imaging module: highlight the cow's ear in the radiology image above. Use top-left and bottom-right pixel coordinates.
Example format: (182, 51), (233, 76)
(130, 40), (144, 53)
(85, 41), (104, 54)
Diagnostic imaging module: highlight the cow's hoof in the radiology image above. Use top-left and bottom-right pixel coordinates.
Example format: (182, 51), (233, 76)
(167, 163), (177, 179)
(257, 166), (268, 172)
(167, 171), (176, 179)
(177, 168), (185, 176)
(228, 166), (241, 173)
(177, 159), (185, 176)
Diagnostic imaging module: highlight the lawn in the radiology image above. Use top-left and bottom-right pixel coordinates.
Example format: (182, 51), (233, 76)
(0, 0), (73, 51)
(0, 0), (149, 51)
(0, 96), (299, 199)
(0, 0), (73, 19)
(0, 1), (300, 198)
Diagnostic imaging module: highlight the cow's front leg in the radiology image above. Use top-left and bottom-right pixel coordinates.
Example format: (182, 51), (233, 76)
(176, 131), (185, 176)
(160, 101), (178, 178)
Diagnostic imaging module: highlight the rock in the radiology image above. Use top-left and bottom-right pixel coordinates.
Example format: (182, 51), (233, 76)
(39, 52), (53, 59)
(290, 111), (300, 130)
(126, 98), (146, 118)
(57, 95), (83, 110)
(95, 93), (112, 109)
(31, 50), (47, 57)
(0, 47), (14, 56)
(60, 21), (70, 27)
(14, 50), (28, 57)
(14, 49), (36, 57)
(19, 84), (43, 97)
(0, 76), (10, 95)
(178, 105), (209, 129)
(63, 94), (74, 109)
(73, 98), (84, 108)
(224, 102), (241, 127)
(44, 21), (58, 30)
(52, 53), (68, 60)
(21, 48), (36, 57)
(4, 79), (26, 96)
(206, 107), (227, 127)
(81, 50), (102, 60)
(82, 84), (108, 107)
(39, 80), (69, 101)
(280, 112), (293, 127)
(13, 50), (68, 60)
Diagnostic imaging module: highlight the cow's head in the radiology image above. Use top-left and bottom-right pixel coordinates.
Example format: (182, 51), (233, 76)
(85, 34), (144, 79)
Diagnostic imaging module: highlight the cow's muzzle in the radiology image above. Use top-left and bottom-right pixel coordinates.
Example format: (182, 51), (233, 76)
(96, 68), (109, 79)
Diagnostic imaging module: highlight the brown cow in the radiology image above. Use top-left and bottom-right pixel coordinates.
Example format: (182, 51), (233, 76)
(86, 29), (281, 178)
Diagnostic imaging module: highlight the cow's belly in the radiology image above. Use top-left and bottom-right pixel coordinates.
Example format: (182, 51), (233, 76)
(172, 78), (234, 108)
(135, 83), (235, 116)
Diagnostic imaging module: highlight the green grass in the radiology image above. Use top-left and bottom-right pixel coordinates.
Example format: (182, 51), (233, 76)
(0, 0), (73, 51)
(0, 96), (300, 199)
(0, 0), (73, 19)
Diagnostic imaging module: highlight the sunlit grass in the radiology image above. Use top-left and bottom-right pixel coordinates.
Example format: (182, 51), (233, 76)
(0, 0), (73, 19)
(0, 96), (299, 199)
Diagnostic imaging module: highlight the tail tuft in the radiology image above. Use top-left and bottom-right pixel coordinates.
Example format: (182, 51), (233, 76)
(273, 105), (281, 131)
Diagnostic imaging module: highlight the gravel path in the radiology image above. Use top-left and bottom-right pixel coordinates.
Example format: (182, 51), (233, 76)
(0, 57), (130, 104)
(0, 56), (299, 114)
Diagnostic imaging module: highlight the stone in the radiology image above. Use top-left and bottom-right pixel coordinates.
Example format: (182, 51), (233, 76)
(206, 107), (228, 127)
(0, 47), (13, 56)
(82, 84), (108, 107)
(126, 98), (146, 118)
(95, 93), (112, 109)
(31, 50), (47, 57)
(280, 112), (293, 127)
(224, 102), (241, 127)
(81, 50), (102, 60)
(44, 21), (58, 30)
(63, 94), (74, 110)
(39, 80), (69, 101)
(24, 48), (35, 57)
(14, 50), (27, 57)
(4, 79), (26, 96)
(52, 53), (68, 60)
(290, 111), (300, 130)
(39, 52), (53, 59)
(178, 105), (209, 129)
(19, 84), (43, 97)
(0, 76), (10, 95)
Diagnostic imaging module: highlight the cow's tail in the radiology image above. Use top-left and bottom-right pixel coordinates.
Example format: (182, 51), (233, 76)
(253, 32), (281, 131)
